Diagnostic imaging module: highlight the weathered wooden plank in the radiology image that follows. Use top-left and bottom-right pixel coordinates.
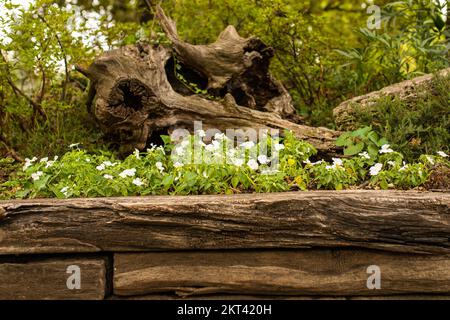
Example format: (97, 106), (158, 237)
(114, 250), (450, 297)
(0, 191), (449, 255)
(0, 257), (107, 300)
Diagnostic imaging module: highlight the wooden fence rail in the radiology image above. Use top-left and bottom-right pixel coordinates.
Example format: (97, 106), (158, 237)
(0, 191), (449, 299)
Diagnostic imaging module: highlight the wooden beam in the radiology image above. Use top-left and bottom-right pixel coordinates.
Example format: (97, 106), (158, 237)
(114, 250), (450, 297)
(0, 257), (107, 300)
(0, 191), (449, 255)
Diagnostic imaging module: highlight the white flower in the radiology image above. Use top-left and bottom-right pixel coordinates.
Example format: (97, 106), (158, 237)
(369, 163), (383, 176)
(257, 155), (269, 165)
(247, 159), (259, 170)
(175, 145), (186, 155)
(53, 156), (59, 161)
(379, 144), (394, 154)
(332, 158), (343, 167)
(387, 161), (396, 167)
(134, 149), (140, 160)
(437, 151), (449, 158)
(155, 161), (164, 172)
(233, 158), (244, 167)
(240, 141), (255, 149)
(173, 162), (183, 168)
(60, 186), (69, 196)
(205, 144), (216, 152)
(399, 163), (408, 172)
(23, 161), (33, 171)
(181, 140), (191, 148)
(119, 168), (136, 178)
(196, 129), (206, 138)
(132, 178), (144, 186)
(425, 156), (435, 165)
(45, 161), (55, 169)
(359, 152), (370, 159)
(273, 143), (285, 151)
(303, 159), (311, 164)
(40, 157), (48, 163)
(85, 158), (91, 163)
(69, 143), (80, 148)
(214, 132), (226, 140)
(31, 171), (43, 181)
(103, 174), (114, 180)
(103, 161), (116, 167)
(325, 165), (334, 170)
(96, 164), (106, 171)
(212, 140), (221, 149)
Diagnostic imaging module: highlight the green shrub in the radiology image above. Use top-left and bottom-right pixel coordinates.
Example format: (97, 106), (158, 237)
(350, 74), (450, 162)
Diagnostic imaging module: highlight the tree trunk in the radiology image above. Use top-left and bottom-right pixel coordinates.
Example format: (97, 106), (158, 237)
(79, 5), (339, 155)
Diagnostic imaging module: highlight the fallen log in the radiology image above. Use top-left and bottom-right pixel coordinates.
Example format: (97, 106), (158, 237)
(78, 6), (338, 155)
(333, 68), (450, 130)
(114, 250), (450, 297)
(0, 191), (449, 255)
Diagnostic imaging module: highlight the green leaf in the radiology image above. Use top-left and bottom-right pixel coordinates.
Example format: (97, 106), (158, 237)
(344, 142), (365, 156)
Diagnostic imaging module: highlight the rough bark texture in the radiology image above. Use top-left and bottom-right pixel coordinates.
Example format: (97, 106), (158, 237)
(80, 6), (338, 154)
(0, 257), (107, 300)
(1, 191), (449, 255)
(333, 68), (450, 130)
(114, 250), (450, 297)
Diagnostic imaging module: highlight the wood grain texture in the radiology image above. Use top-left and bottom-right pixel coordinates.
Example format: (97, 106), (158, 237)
(0, 191), (449, 255)
(0, 257), (106, 300)
(114, 250), (450, 297)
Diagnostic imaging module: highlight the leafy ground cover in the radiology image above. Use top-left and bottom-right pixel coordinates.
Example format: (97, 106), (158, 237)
(1, 130), (448, 199)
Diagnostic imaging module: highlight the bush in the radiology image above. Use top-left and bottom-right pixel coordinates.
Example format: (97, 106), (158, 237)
(350, 74), (450, 162)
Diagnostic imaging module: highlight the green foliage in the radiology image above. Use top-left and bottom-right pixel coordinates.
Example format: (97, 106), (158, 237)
(336, 126), (388, 157)
(338, 0), (450, 94)
(2, 132), (448, 199)
(350, 74), (450, 162)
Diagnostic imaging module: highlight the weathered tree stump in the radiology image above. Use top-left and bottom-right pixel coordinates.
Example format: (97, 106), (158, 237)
(78, 6), (339, 155)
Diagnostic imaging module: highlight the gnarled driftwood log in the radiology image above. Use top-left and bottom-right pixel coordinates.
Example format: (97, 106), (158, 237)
(78, 6), (338, 155)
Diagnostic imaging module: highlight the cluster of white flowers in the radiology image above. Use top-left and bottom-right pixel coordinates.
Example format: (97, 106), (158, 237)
(437, 151), (449, 158)
(170, 132), (284, 172)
